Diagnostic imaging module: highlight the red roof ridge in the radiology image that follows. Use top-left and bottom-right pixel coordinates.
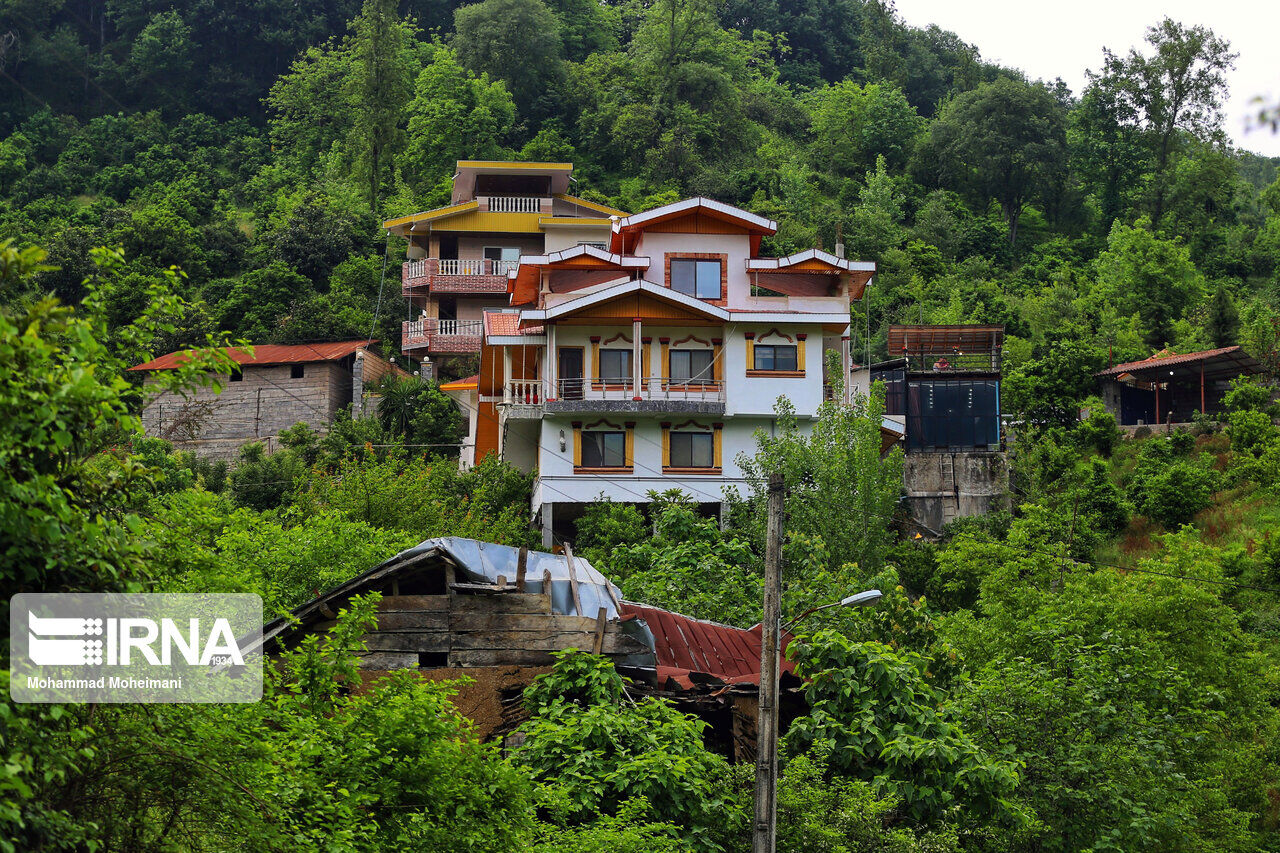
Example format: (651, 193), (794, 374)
(1097, 345), (1246, 376)
(130, 340), (376, 372)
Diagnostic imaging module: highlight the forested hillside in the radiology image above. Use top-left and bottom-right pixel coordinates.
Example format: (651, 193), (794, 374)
(4, 0), (1280, 851)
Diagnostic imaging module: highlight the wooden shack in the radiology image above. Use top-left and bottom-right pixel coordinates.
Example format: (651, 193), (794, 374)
(261, 538), (804, 760)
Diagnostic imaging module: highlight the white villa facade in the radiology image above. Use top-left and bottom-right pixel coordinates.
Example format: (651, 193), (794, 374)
(437, 197), (875, 546)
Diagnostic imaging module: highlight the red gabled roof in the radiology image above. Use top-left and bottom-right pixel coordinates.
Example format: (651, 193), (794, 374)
(129, 341), (374, 371)
(621, 601), (794, 690)
(484, 312), (544, 337)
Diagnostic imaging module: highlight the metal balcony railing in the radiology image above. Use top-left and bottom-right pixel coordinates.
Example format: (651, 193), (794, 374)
(553, 377), (726, 402)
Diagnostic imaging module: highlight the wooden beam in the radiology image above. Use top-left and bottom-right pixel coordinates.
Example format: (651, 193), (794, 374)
(516, 546), (528, 592)
(563, 543), (584, 616)
(449, 612), (598, 632)
(592, 606), (607, 654)
(377, 596), (448, 612)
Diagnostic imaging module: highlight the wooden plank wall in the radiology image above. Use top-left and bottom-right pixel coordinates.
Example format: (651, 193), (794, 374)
(355, 590), (647, 670)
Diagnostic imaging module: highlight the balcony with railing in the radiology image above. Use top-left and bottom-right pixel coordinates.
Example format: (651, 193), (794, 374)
(502, 378), (726, 415)
(479, 196), (550, 214)
(402, 318), (485, 354)
(402, 258), (517, 295)
(888, 325), (1004, 375)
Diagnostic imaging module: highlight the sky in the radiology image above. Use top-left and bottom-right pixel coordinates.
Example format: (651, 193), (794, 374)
(891, 0), (1280, 157)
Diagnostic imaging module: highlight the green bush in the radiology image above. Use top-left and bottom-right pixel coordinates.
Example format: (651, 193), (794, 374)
(228, 440), (306, 510)
(516, 652), (730, 849)
(1227, 409), (1278, 455)
(1128, 458), (1218, 529)
(1074, 399), (1121, 456)
(574, 498), (647, 570)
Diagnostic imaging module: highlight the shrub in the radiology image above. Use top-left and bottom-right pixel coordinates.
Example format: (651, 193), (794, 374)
(1075, 398), (1121, 456)
(574, 498), (647, 570)
(517, 652), (730, 847)
(1222, 375), (1275, 415)
(1227, 409), (1278, 455)
(1129, 459), (1217, 529)
(784, 633), (1022, 827)
(228, 441), (306, 510)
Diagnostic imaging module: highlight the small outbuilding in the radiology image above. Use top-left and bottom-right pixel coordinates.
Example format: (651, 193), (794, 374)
(130, 341), (405, 459)
(853, 325), (1009, 534)
(1095, 345), (1265, 427)
(258, 537), (802, 761)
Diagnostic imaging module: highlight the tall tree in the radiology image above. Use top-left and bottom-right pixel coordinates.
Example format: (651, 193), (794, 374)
(1094, 218), (1206, 348)
(916, 76), (1067, 246)
(1208, 281), (1240, 348)
(346, 0), (418, 213)
(1094, 18), (1236, 227)
(453, 0), (564, 122)
(805, 80), (924, 175)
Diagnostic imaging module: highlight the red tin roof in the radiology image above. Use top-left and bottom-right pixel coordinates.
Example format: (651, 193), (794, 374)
(129, 341), (373, 371)
(621, 602), (794, 690)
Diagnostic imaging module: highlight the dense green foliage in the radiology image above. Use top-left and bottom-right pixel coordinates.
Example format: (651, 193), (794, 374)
(4, 0), (1280, 850)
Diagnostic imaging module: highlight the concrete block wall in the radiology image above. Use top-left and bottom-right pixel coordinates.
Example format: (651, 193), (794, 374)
(140, 362), (353, 457)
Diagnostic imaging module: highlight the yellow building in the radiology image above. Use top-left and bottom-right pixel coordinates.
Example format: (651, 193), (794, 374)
(383, 161), (625, 370)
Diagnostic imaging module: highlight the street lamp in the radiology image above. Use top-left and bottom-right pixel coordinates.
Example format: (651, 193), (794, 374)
(752, 587), (882, 853)
(782, 589), (883, 633)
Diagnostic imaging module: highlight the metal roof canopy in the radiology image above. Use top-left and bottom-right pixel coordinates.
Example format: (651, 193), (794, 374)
(1096, 346), (1264, 382)
(887, 325), (1005, 355)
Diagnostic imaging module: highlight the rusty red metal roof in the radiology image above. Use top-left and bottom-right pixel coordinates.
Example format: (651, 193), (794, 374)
(129, 341), (374, 371)
(621, 602), (794, 690)
(1096, 345), (1264, 381)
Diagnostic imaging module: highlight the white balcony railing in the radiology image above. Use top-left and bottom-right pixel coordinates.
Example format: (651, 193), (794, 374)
(406, 259), (428, 279)
(486, 196), (543, 213)
(438, 259), (485, 276)
(404, 319), (484, 339)
(492, 259), (520, 276)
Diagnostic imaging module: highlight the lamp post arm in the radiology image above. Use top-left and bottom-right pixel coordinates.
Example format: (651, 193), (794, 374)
(781, 601), (841, 633)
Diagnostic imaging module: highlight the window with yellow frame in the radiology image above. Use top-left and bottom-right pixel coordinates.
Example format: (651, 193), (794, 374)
(573, 419), (635, 472)
(661, 421), (722, 473)
(745, 330), (806, 377)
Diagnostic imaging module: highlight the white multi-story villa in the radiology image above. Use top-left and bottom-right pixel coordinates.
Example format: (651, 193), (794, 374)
(438, 197), (875, 546)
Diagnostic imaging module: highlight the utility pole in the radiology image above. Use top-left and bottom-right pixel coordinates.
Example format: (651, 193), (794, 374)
(752, 471), (785, 853)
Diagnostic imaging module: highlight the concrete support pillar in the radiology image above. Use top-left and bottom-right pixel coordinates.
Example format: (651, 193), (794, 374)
(632, 317), (643, 400)
(547, 323), (558, 400)
(541, 502), (554, 550)
(502, 347), (512, 404)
